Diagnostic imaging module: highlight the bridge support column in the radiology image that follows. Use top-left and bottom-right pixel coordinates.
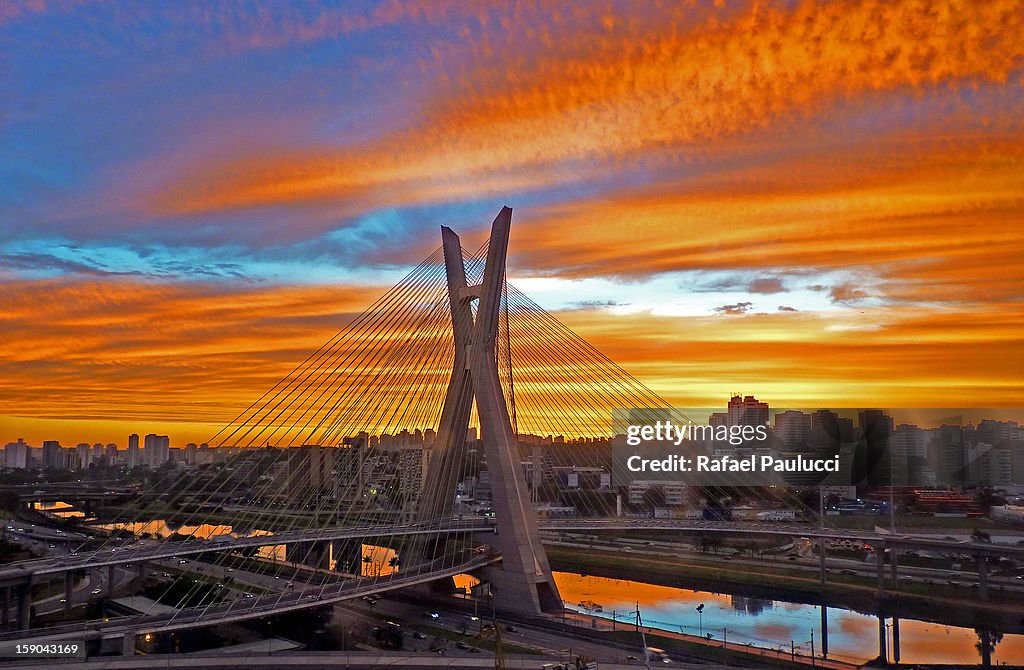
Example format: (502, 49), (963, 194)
(892, 617), (901, 664)
(820, 606), (828, 659)
(135, 562), (146, 579)
(417, 209), (561, 615)
(877, 616), (887, 664)
(122, 633), (135, 656)
(889, 548), (898, 589)
(875, 546), (885, 597)
(106, 563), (116, 597)
(310, 541), (331, 570)
(15, 580), (31, 630)
(64, 571), (73, 610)
(977, 555), (989, 600)
(818, 538), (827, 585)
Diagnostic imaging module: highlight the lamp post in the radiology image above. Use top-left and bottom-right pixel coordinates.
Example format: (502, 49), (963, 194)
(696, 603), (704, 638)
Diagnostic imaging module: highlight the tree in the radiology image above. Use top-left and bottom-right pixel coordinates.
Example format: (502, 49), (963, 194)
(0, 490), (21, 516)
(975, 628), (1003, 667)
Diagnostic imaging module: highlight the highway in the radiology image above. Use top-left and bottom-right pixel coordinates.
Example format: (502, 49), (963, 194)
(0, 553), (501, 642)
(5, 516), (1024, 587)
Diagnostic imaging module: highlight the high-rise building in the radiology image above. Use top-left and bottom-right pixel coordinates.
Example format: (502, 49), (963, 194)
(287, 444), (331, 503)
(398, 446), (428, 516)
(810, 410), (854, 448)
(104, 443), (117, 464)
(337, 437), (367, 502)
(727, 395), (769, 427)
(966, 442), (1013, 486)
(774, 410), (811, 447)
(185, 443), (197, 465)
(127, 433), (140, 468)
(3, 438), (29, 469)
(75, 443), (91, 469)
(857, 410), (895, 488)
(144, 433), (170, 467)
(42, 440), (66, 470)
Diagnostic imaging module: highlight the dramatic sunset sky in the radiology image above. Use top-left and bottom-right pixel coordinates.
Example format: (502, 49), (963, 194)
(1, 0), (1022, 445)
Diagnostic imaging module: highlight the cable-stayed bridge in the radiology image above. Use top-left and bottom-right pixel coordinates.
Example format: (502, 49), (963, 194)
(2, 208), (1020, 651)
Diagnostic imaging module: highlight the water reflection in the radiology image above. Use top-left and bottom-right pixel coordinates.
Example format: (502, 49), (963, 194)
(359, 544), (399, 577)
(93, 520), (287, 562)
(453, 573), (481, 594)
(553, 572), (1024, 665)
(32, 501), (86, 519)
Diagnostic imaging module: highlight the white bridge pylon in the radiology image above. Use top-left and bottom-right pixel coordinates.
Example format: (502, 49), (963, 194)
(418, 206), (562, 614)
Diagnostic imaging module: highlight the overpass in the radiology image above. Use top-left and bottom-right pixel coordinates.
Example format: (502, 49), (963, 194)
(0, 552), (500, 649)
(6, 517), (1022, 586)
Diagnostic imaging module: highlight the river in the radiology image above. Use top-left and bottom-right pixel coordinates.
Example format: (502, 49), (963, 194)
(554, 571), (1024, 665)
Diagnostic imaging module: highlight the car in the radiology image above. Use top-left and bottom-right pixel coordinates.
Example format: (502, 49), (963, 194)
(244, 593), (255, 599)
(226, 568), (234, 573)
(91, 588), (102, 595)
(59, 598), (67, 603)
(506, 625), (518, 632)
(69, 551), (78, 557)
(468, 615), (479, 621)
(306, 594), (322, 601)
(426, 611), (439, 619)
(413, 631), (427, 640)
(162, 572), (171, 577)
(48, 544), (55, 549)
(455, 642), (470, 650)
(178, 559), (187, 565)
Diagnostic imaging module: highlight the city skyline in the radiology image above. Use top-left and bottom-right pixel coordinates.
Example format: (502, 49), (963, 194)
(2, 1), (1023, 444)
(6, 400), (1023, 453)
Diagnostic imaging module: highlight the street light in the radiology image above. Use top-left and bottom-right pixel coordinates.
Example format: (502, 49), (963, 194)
(696, 603), (704, 638)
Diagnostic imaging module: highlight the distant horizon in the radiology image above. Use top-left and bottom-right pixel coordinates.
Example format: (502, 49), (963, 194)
(5, 405), (1022, 449)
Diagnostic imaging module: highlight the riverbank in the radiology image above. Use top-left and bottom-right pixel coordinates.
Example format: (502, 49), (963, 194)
(546, 545), (1024, 633)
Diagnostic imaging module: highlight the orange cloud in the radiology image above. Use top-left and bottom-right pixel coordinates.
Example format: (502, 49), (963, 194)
(0, 277), (393, 444)
(3, 274), (1018, 448)
(508, 134), (1024, 311)
(149, 0), (1024, 215)
(554, 302), (1024, 410)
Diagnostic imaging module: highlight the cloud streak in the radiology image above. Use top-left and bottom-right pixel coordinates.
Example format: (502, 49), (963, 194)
(149, 0), (1024, 216)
